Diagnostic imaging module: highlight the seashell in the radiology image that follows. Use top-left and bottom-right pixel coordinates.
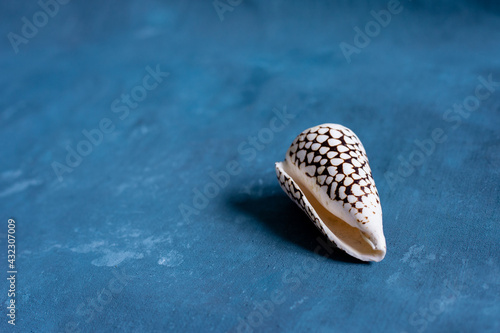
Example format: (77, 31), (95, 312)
(275, 124), (386, 262)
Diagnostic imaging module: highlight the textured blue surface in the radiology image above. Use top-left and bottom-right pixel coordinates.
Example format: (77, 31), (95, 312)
(0, 1), (499, 332)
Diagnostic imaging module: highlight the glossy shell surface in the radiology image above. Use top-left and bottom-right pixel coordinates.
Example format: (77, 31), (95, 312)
(275, 123), (386, 262)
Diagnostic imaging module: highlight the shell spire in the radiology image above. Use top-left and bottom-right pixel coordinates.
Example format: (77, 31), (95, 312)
(275, 124), (386, 262)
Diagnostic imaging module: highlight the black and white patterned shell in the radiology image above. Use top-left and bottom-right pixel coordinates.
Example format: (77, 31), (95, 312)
(275, 123), (386, 262)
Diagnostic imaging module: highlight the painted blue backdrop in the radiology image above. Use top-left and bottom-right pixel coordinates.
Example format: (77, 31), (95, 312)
(0, 0), (499, 332)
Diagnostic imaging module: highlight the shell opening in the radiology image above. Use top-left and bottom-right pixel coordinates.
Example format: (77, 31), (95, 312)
(279, 161), (386, 262)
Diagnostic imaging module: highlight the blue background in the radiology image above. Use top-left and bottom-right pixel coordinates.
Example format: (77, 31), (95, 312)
(0, 0), (499, 332)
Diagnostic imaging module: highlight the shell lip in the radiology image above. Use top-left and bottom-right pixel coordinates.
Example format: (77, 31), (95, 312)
(276, 161), (386, 262)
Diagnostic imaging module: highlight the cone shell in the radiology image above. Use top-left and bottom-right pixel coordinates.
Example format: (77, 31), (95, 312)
(275, 124), (386, 262)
